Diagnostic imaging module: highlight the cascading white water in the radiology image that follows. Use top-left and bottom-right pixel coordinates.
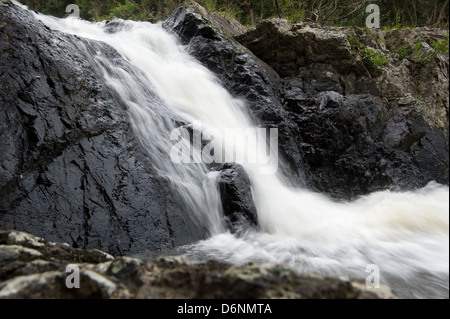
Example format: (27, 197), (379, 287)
(30, 6), (449, 298)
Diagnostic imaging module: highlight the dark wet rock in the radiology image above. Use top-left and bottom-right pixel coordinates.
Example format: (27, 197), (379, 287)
(286, 91), (449, 197)
(217, 163), (257, 230)
(163, 1), (246, 43)
(0, 231), (396, 299)
(0, 1), (208, 256)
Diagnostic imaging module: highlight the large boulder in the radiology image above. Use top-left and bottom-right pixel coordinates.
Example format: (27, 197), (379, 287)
(236, 20), (449, 117)
(236, 19), (364, 78)
(0, 0), (208, 256)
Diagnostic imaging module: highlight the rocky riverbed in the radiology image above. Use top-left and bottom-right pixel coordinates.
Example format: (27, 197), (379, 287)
(0, 230), (395, 298)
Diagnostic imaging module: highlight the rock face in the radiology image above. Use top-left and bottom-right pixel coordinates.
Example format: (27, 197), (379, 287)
(217, 163), (257, 231)
(0, 0), (208, 256)
(164, 4), (448, 198)
(284, 91), (449, 197)
(235, 21), (448, 197)
(0, 230), (395, 299)
(236, 19), (363, 79)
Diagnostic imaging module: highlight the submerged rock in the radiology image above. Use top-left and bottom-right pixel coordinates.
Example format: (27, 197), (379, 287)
(217, 163), (258, 231)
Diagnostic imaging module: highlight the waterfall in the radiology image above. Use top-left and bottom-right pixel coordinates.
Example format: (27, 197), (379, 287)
(30, 9), (449, 298)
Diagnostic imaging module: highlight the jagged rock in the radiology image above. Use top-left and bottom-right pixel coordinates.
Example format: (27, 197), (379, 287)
(0, 245), (43, 263)
(0, 231), (396, 299)
(285, 91), (449, 197)
(163, 1), (246, 43)
(0, 269), (131, 299)
(236, 19), (364, 78)
(236, 20), (449, 123)
(0, 1), (208, 256)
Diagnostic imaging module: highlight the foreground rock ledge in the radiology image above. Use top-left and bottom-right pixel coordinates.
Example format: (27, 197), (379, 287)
(0, 230), (395, 299)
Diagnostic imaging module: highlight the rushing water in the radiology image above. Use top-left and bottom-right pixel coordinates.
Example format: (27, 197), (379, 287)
(26, 4), (449, 298)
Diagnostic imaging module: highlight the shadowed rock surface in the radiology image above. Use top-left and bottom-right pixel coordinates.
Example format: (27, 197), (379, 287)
(217, 163), (257, 231)
(0, 230), (395, 299)
(0, 0), (208, 256)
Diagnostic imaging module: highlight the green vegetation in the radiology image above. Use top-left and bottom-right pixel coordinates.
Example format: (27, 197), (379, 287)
(412, 40), (433, 64)
(397, 44), (409, 60)
(101, 1), (149, 21)
(348, 35), (361, 53)
(397, 35), (448, 65)
(22, 0), (449, 29)
(278, 1), (304, 23)
(361, 47), (389, 67)
(432, 35), (449, 53)
(348, 34), (388, 70)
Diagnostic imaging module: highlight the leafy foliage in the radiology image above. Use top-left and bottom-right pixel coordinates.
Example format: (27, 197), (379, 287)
(348, 33), (388, 71)
(21, 0), (449, 29)
(432, 35), (449, 53)
(397, 35), (448, 65)
(101, 1), (149, 21)
(361, 47), (389, 67)
(397, 44), (410, 59)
